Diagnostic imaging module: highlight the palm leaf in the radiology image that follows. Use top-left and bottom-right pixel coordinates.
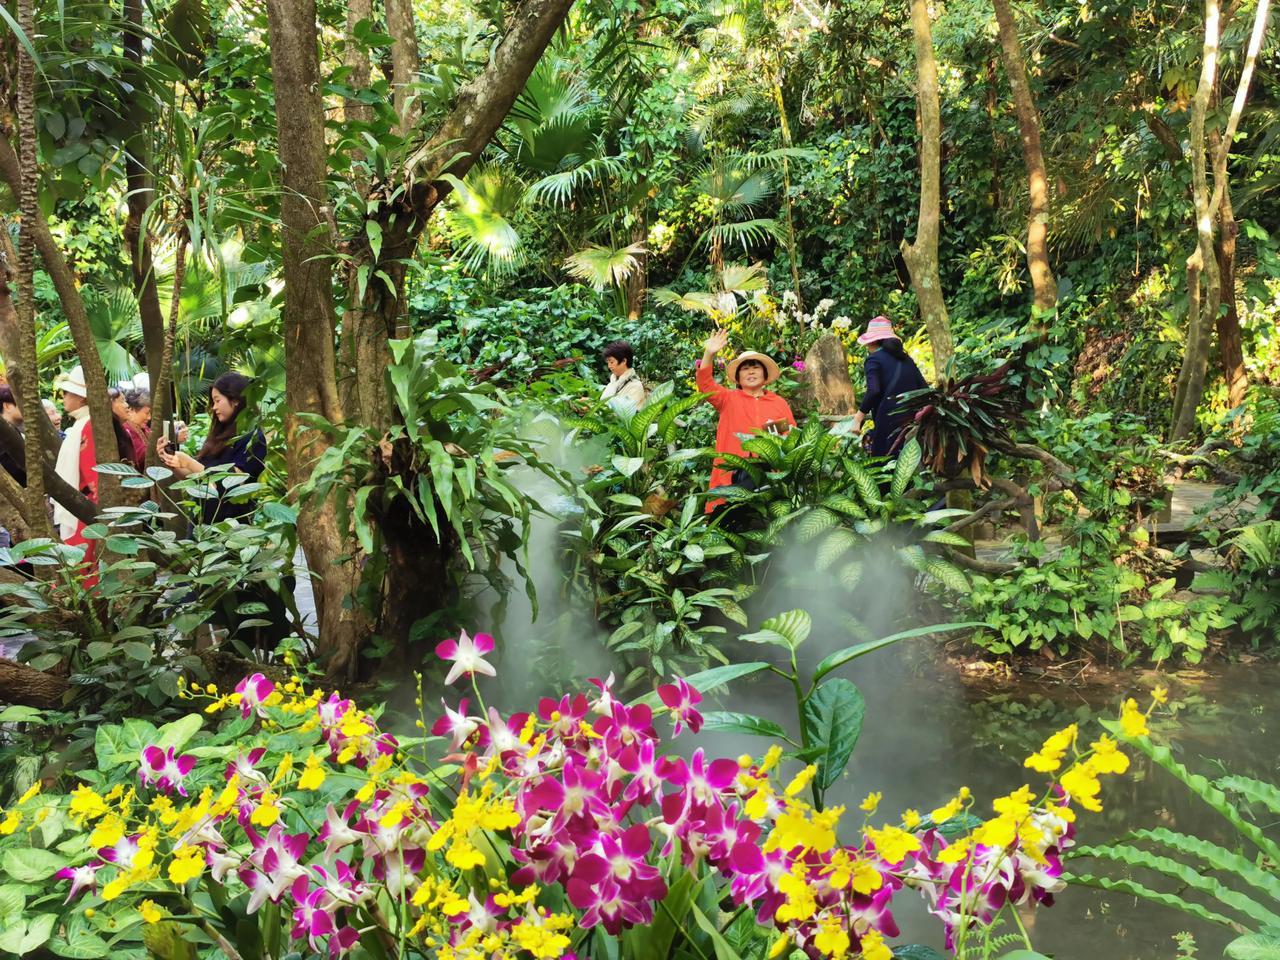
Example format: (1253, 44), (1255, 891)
(564, 242), (647, 290)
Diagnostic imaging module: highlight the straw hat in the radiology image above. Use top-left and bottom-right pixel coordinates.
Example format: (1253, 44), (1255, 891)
(55, 365), (88, 398)
(726, 351), (781, 386)
(857, 315), (898, 346)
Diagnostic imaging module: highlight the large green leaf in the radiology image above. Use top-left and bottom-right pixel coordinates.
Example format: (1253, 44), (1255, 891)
(1226, 932), (1280, 960)
(1070, 842), (1280, 928)
(801, 678), (864, 790)
(814, 622), (984, 681)
(688, 902), (745, 960)
(624, 871), (695, 960)
(1, 847), (68, 883)
(700, 712), (790, 742)
(94, 717), (160, 770)
(890, 438), (922, 499)
(892, 948), (947, 960)
(155, 714), (203, 753)
(632, 662), (770, 707)
(0, 913), (56, 955)
(741, 609), (811, 650)
(1065, 871), (1235, 927)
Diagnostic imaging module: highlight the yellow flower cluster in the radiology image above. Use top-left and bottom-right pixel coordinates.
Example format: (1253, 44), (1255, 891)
(426, 783), (521, 871)
(0, 782), (43, 835)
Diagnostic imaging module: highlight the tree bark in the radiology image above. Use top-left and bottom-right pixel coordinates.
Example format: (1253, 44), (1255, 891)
(386, 0), (420, 137)
(0, 132), (122, 495)
(1214, 188), (1246, 408)
(991, 0), (1058, 318)
(346, 0), (579, 432)
(122, 0), (167, 400)
(1171, 0), (1268, 440)
(900, 0), (955, 378)
(13, 0), (49, 535)
(0, 658), (69, 707)
(149, 219), (188, 469)
(265, 0), (368, 682)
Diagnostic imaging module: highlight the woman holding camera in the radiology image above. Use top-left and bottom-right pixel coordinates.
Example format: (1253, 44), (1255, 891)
(157, 372), (267, 525)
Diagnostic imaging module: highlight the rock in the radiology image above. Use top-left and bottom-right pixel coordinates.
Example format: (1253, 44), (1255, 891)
(802, 334), (858, 416)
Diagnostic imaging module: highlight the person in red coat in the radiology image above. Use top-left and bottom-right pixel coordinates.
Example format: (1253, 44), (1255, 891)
(695, 329), (796, 512)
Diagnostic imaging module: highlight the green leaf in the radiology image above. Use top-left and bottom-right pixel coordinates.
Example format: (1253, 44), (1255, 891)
(998, 953), (1054, 960)
(923, 557), (968, 593)
(92, 462), (142, 476)
(1064, 871), (1235, 927)
(700, 712), (789, 741)
(632, 662), (769, 707)
(1217, 775), (1280, 816)
(1070, 842), (1280, 928)
(48, 926), (111, 959)
(0, 884), (24, 920)
(365, 219), (383, 261)
(814, 622), (983, 681)
(892, 948), (947, 960)
(1104, 720), (1280, 865)
(94, 717), (160, 770)
(890, 438), (922, 499)
(1121, 827), (1280, 905)
(0, 706), (46, 724)
(611, 455), (644, 478)
(121, 641), (153, 662)
(625, 871), (695, 960)
(155, 714), (203, 753)
(1226, 932), (1280, 960)
(741, 609), (811, 650)
(688, 902), (745, 960)
(1, 847), (67, 883)
(801, 678), (864, 790)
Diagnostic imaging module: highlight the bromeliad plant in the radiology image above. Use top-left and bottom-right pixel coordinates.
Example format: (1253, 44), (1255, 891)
(717, 428), (970, 594)
(0, 630), (1143, 959)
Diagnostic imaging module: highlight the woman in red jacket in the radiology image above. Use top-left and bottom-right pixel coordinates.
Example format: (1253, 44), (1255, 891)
(695, 329), (796, 512)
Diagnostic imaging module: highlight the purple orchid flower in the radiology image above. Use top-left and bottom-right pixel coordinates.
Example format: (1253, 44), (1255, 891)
(55, 863), (102, 903)
(656, 678), (704, 737)
(139, 745), (196, 796)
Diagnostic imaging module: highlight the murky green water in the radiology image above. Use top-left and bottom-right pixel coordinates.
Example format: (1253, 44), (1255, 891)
(694, 639), (1280, 959)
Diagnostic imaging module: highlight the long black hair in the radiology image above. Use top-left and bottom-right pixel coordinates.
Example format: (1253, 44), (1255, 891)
(197, 372), (251, 461)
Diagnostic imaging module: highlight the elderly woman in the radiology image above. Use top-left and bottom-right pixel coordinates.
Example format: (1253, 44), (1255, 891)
(600, 340), (647, 410)
(695, 329), (795, 511)
(852, 316), (927, 457)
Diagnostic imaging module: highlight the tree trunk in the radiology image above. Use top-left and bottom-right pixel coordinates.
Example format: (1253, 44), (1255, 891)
(386, 0), (420, 137)
(0, 658), (69, 707)
(900, 0), (955, 377)
(1171, 0), (1268, 440)
(122, 0), (167, 400)
(150, 219), (188, 470)
(991, 0), (1058, 318)
(13, 0), (49, 535)
(1214, 189), (1246, 408)
(265, 0), (368, 682)
(0, 133), (122, 497)
(1170, 0), (1220, 442)
(771, 77), (803, 308)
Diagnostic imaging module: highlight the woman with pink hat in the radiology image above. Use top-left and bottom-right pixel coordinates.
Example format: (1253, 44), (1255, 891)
(852, 316), (926, 457)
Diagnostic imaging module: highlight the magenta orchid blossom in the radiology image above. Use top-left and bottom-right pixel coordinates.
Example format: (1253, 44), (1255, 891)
(139, 745), (196, 796)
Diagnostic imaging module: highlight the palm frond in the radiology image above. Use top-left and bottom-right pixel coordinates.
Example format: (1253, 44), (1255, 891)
(564, 242), (647, 290)
(441, 165), (529, 277)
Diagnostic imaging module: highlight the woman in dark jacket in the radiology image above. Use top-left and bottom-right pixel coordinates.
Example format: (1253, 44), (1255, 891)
(156, 372), (267, 525)
(852, 316), (927, 457)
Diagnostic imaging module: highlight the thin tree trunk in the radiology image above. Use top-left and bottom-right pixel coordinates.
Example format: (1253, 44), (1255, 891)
(14, 0), (49, 534)
(0, 133), (121, 497)
(386, 0), (420, 137)
(1214, 188), (1246, 408)
(771, 78), (803, 308)
(122, 0), (167, 397)
(1171, 0), (1267, 439)
(900, 0), (955, 377)
(991, 0), (1058, 318)
(1171, 0), (1220, 442)
(266, 0), (368, 681)
(150, 218), (188, 469)
(338, 0), (375, 417)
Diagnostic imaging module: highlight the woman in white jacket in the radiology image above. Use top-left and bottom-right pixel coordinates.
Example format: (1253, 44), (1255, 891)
(599, 341), (647, 410)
